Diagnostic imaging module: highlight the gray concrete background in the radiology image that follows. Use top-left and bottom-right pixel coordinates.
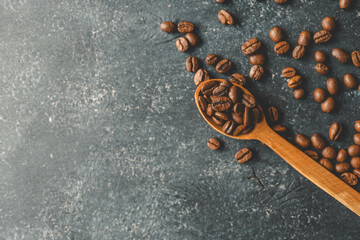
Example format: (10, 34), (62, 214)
(1, 0), (360, 239)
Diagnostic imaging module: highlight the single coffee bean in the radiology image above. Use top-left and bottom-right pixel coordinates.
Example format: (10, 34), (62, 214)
(212, 115), (224, 125)
(351, 50), (360, 67)
(232, 112), (243, 124)
(315, 63), (329, 75)
(216, 59), (232, 73)
(332, 48), (349, 64)
(274, 41), (290, 54)
(313, 30), (332, 44)
(205, 54), (219, 65)
(319, 158), (334, 171)
(341, 172), (358, 186)
(329, 122), (342, 141)
(242, 94), (256, 108)
(249, 54), (265, 65)
(207, 138), (221, 150)
(249, 65), (264, 81)
(230, 73), (246, 86)
(288, 75), (302, 89)
(223, 120), (236, 134)
(282, 67), (296, 78)
(269, 26), (283, 43)
(339, 0), (352, 9)
(272, 124), (287, 133)
(355, 120), (360, 132)
(298, 31), (312, 47)
(268, 106), (279, 123)
(314, 51), (326, 63)
(186, 56), (199, 72)
(176, 37), (189, 52)
(216, 0), (225, 3)
(322, 146), (337, 160)
(201, 81), (217, 95)
(305, 150), (319, 160)
(198, 96), (208, 112)
(242, 38), (261, 55)
(292, 45), (305, 59)
(311, 133), (326, 150)
(211, 96), (232, 112)
(213, 85), (229, 97)
(326, 78), (339, 95)
(343, 73), (357, 89)
(313, 88), (327, 103)
(321, 16), (335, 31)
(206, 104), (214, 116)
(348, 145), (360, 157)
(177, 21), (194, 33)
(353, 133), (360, 145)
(233, 125), (246, 136)
(194, 69), (209, 86)
(220, 80), (232, 88)
(337, 149), (348, 162)
(235, 148), (253, 164)
(233, 103), (243, 116)
(243, 107), (252, 127)
(293, 89), (305, 100)
(160, 21), (176, 33)
(252, 108), (262, 123)
(351, 157), (360, 168)
(228, 86), (240, 103)
(295, 134), (311, 149)
(335, 162), (350, 173)
(273, 0), (287, 3)
(218, 9), (234, 25)
(185, 33), (198, 47)
(321, 97), (335, 113)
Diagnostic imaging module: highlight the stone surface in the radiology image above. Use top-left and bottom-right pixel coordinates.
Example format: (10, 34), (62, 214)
(1, 0), (360, 239)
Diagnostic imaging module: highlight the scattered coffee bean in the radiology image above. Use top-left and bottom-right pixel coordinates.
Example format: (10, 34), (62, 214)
(326, 78), (339, 95)
(355, 120), (360, 132)
(321, 97), (335, 113)
(292, 45), (305, 59)
(273, 0), (287, 4)
(235, 148), (253, 164)
(329, 122), (342, 141)
(311, 133), (326, 150)
(351, 157), (360, 168)
(274, 41), (290, 54)
(216, 59), (232, 73)
(249, 54), (265, 65)
(269, 26), (283, 43)
(315, 63), (329, 75)
(348, 145), (360, 157)
(354, 133), (360, 145)
(339, 0), (352, 9)
(288, 75), (302, 89)
(268, 106), (279, 123)
(337, 149), (348, 162)
(321, 16), (335, 31)
(351, 50), (360, 67)
(185, 33), (198, 47)
(314, 51), (326, 63)
(305, 150), (319, 160)
(216, 0), (225, 3)
(313, 88), (327, 103)
(335, 162), (350, 173)
(343, 73), (357, 89)
(230, 73), (246, 86)
(282, 67), (296, 78)
(160, 21), (176, 33)
(194, 69), (209, 86)
(298, 31), (312, 47)
(176, 37), (189, 52)
(207, 138), (221, 150)
(322, 146), (337, 160)
(295, 134), (311, 148)
(206, 54), (219, 66)
(332, 48), (349, 64)
(186, 56), (199, 72)
(242, 38), (261, 55)
(273, 124), (287, 133)
(313, 30), (332, 44)
(319, 158), (334, 171)
(249, 65), (264, 81)
(218, 10), (234, 25)
(293, 88), (305, 99)
(177, 21), (194, 33)
(341, 172), (358, 186)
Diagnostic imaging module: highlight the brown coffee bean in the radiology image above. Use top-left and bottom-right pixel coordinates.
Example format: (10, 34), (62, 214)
(288, 75), (302, 89)
(282, 67), (296, 78)
(305, 150), (319, 160)
(321, 97), (335, 113)
(201, 81), (217, 95)
(321, 17), (335, 31)
(207, 138), (221, 150)
(223, 120), (236, 134)
(348, 145), (360, 157)
(232, 112), (243, 124)
(319, 158), (334, 171)
(213, 85), (229, 97)
(249, 54), (265, 65)
(212, 96), (232, 112)
(315, 63), (329, 75)
(230, 73), (246, 86)
(329, 122), (342, 141)
(214, 112), (229, 122)
(354, 169), (360, 178)
(292, 45), (305, 59)
(313, 88), (327, 103)
(212, 115), (224, 125)
(233, 103), (243, 116)
(177, 21), (194, 33)
(194, 69), (209, 86)
(322, 146), (337, 160)
(243, 106), (253, 127)
(343, 73), (357, 89)
(269, 26), (283, 43)
(185, 33), (198, 47)
(311, 133), (326, 150)
(351, 157), (360, 168)
(242, 38), (261, 55)
(274, 41), (290, 54)
(220, 80), (232, 88)
(268, 106), (279, 123)
(215, 59), (232, 74)
(235, 148), (253, 164)
(351, 50), (360, 67)
(298, 31), (312, 47)
(272, 124), (287, 133)
(186, 56), (199, 72)
(314, 51), (326, 63)
(233, 125), (246, 136)
(273, 0), (287, 3)
(335, 162), (350, 173)
(332, 48), (349, 64)
(252, 108), (262, 123)
(326, 78), (339, 95)
(313, 30), (332, 44)
(216, 0), (226, 3)
(198, 96), (208, 112)
(355, 121), (360, 132)
(160, 21), (176, 33)
(176, 37), (189, 52)
(242, 94), (256, 108)
(206, 104), (214, 116)
(228, 86), (240, 103)
(295, 134), (311, 149)
(339, 0), (352, 9)
(249, 65), (264, 81)
(337, 149), (348, 162)
(353, 133), (360, 145)
(341, 172), (358, 186)
(205, 54), (219, 66)
(293, 89), (305, 99)
(218, 10), (234, 25)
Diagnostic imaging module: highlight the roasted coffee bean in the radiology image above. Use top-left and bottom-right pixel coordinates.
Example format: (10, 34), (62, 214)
(273, 0), (287, 3)
(235, 148), (253, 164)
(298, 31), (312, 47)
(293, 89), (305, 99)
(176, 37), (189, 52)
(185, 33), (198, 47)
(216, 0), (226, 3)
(322, 146), (336, 160)
(230, 73), (246, 86)
(213, 85), (229, 97)
(249, 54), (265, 65)
(295, 134), (311, 149)
(332, 48), (349, 64)
(218, 10), (234, 25)
(205, 54), (219, 66)
(273, 124), (287, 133)
(313, 30), (332, 44)
(160, 21), (176, 33)
(242, 38), (261, 55)
(242, 94), (256, 108)
(274, 41), (290, 54)
(337, 149), (348, 162)
(201, 81), (217, 95)
(214, 112), (229, 121)
(292, 45), (305, 59)
(315, 63), (329, 75)
(206, 104), (214, 116)
(269, 26), (283, 43)
(249, 65), (264, 81)
(212, 115), (224, 125)
(233, 125), (246, 136)
(194, 69), (209, 86)
(326, 78), (339, 95)
(252, 108), (262, 123)
(228, 86), (240, 103)
(233, 103), (243, 116)
(311, 133), (326, 150)
(343, 73), (357, 89)
(177, 21), (194, 33)
(336, 162), (350, 173)
(268, 106), (279, 123)
(232, 112), (243, 124)
(211, 96), (232, 112)
(321, 97), (335, 113)
(207, 138), (221, 150)
(282, 67), (296, 78)
(351, 50), (360, 67)
(204, 95), (212, 104)
(216, 59), (232, 73)
(341, 172), (358, 186)
(313, 88), (327, 103)
(319, 158), (334, 171)
(288, 75), (302, 89)
(223, 120), (236, 134)
(354, 169), (360, 178)
(305, 150), (319, 160)
(329, 122), (342, 141)
(354, 133), (360, 145)
(198, 96), (208, 112)
(355, 120), (360, 132)
(322, 16), (335, 31)
(314, 51), (326, 63)
(243, 106), (253, 127)
(186, 56), (199, 72)
(220, 80), (232, 88)
(348, 145), (360, 157)
(339, 0), (352, 9)
(351, 157), (360, 168)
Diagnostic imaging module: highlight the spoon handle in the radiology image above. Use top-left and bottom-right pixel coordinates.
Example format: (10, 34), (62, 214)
(256, 127), (360, 216)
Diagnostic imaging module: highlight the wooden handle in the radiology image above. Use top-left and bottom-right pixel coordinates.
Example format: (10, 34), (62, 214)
(255, 126), (360, 216)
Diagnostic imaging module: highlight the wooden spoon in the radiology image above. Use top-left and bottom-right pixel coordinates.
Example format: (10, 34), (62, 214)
(195, 79), (360, 216)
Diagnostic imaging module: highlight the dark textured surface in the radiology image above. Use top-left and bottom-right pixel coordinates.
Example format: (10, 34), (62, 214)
(1, 0), (360, 239)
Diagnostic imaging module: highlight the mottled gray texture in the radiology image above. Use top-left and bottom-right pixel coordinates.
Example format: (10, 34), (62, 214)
(1, 0), (360, 239)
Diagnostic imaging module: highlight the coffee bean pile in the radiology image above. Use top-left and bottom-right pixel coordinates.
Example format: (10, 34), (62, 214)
(281, 67), (306, 100)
